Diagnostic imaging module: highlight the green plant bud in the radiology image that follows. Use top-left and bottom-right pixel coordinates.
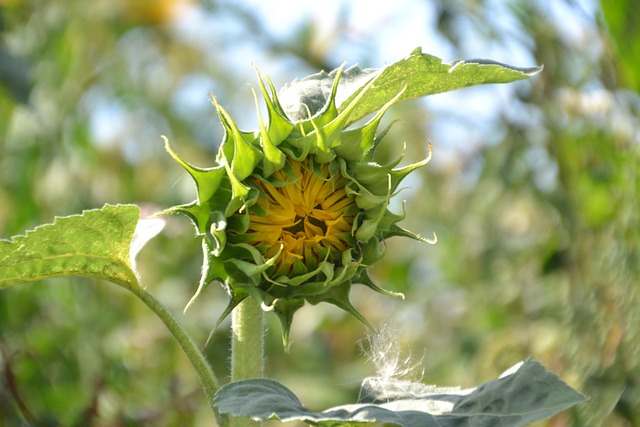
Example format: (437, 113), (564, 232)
(163, 66), (432, 346)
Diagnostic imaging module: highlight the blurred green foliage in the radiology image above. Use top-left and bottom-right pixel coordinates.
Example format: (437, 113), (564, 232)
(1, 1), (638, 426)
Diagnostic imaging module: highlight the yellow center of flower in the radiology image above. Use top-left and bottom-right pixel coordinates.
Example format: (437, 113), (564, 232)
(248, 160), (355, 278)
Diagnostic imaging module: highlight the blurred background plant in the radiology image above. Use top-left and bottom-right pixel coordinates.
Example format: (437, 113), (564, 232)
(0, 0), (638, 426)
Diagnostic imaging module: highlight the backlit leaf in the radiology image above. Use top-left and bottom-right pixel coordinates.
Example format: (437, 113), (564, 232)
(0, 204), (147, 290)
(279, 47), (542, 124)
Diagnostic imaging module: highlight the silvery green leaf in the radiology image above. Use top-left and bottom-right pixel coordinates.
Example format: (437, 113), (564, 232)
(278, 47), (542, 124)
(214, 359), (585, 427)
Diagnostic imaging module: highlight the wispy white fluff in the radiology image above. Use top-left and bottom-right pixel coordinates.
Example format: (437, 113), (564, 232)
(358, 324), (425, 402)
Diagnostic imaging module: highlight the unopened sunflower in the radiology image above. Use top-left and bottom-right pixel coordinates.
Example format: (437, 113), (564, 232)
(163, 65), (433, 344)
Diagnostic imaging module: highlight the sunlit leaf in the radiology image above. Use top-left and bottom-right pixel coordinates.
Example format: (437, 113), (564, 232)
(279, 47), (542, 123)
(0, 204), (149, 289)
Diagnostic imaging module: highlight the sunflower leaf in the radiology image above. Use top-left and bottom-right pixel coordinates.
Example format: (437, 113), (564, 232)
(279, 47), (542, 124)
(0, 204), (149, 290)
(214, 359), (585, 427)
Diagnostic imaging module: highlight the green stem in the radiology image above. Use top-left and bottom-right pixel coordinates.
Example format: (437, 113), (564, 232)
(230, 297), (265, 427)
(127, 283), (226, 426)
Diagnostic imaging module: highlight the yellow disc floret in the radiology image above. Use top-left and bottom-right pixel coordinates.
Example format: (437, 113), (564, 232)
(247, 159), (355, 278)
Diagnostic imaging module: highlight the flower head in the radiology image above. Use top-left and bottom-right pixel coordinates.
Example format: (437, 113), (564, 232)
(163, 65), (433, 345)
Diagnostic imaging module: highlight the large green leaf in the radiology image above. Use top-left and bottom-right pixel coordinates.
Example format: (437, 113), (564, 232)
(279, 47), (542, 123)
(0, 204), (159, 290)
(214, 359), (585, 427)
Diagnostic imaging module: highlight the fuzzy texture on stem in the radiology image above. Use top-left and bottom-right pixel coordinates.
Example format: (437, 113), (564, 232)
(231, 297), (265, 381)
(230, 297), (265, 427)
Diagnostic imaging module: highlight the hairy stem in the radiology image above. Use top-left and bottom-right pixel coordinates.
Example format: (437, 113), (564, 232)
(127, 283), (226, 426)
(230, 297), (265, 426)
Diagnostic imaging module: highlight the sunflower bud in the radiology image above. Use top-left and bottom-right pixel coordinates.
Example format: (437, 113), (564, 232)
(164, 65), (433, 345)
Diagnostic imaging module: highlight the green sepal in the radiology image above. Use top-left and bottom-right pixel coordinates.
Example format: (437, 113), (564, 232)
(213, 97), (263, 216)
(290, 66), (390, 164)
(251, 87), (286, 177)
(207, 211), (227, 256)
(248, 174), (282, 194)
(214, 100), (262, 182)
(340, 157), (410, 213)
(334, 114), (380, 161)
(270, 251), (361, 299)
(307, 282), (374, 330)
(278, 128), (313, 162)
(334, 86), (405, 161)
(384, 150), (432, 194)
(214, 285), (249, 331)
(163, 136), (226, 206)
(296, 65), (344, 161)
(303, 110), (336, 164)
(355, 177), (392, 242)
(271, 259), (331, 288)
(384, 224), (437, 244)
(272, 298), (305, 350)
(317, 67), (382, 136)
(184, 239), (227, 313)
(345, 181), (387, 211)
(254, 69), (295, 143)
(225, 259), (267, 287)
(356, 210), (385, 242)
(226, 209), (251, 234)
(359, 237), (385, 266)
(224, 242), (281, 287)
(364, 120), (397, 162)
(375, 202), (408, 234)
(295, 64), (344, 131)
(225, 178), (248, 217)
(356, 270), (405, 300)
(350, 152), (403, 195)
(160, 201), (211, 235)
